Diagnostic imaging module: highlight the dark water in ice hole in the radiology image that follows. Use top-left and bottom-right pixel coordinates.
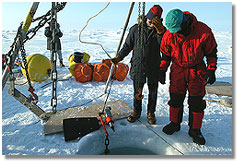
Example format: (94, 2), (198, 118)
(100, 147), (158, 155)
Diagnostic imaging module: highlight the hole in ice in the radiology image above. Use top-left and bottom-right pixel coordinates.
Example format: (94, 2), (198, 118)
(76, 122), (181, 155)
(100, 147), (157, 155)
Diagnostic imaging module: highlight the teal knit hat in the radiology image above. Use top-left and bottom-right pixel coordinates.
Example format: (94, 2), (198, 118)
(165, 9), (184, 33)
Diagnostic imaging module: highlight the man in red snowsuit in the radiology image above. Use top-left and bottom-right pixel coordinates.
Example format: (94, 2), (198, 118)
(159, 9), (218, 145)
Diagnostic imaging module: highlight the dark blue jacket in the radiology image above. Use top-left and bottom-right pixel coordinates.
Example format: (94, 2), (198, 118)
(117, 22), (165, 83)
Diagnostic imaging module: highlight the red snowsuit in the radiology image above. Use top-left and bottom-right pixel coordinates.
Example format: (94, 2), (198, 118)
(160, 11), (217, 129)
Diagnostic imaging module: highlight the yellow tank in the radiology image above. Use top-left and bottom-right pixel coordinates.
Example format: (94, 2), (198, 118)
(21, 54), (51, 82)
(68, 52), (90, 76)
(68, 62), (79, 76)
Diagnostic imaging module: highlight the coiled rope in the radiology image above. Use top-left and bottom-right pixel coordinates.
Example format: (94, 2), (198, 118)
(78, 2), (112, 59)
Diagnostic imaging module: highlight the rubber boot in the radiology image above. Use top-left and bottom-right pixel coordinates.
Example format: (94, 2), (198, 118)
(188, 111), (205, 145)
(162, 107), (183, 135)
(188, 129), (205, 145)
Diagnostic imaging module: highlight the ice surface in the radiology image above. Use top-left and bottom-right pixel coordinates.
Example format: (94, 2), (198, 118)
(1, 29), (232, 155)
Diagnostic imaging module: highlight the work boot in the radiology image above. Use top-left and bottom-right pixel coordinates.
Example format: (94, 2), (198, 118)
(188, 129), (206, 145)
(147, 112), (156, 125)
(127, 112), (141, 123)
(162, 122), (180, 135)
(60, 61), (65, 67)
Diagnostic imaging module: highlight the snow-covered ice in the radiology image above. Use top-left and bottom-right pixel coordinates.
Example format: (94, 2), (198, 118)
(1, 28), (232, 155)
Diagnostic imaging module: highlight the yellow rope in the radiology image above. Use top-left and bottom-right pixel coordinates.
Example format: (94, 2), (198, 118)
(79, 2), (112, 59)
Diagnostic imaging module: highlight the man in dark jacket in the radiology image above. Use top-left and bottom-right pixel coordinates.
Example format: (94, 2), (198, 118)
(160, 9), (218, 145)
(111, 5), (166, 125)
(44, 22), (65, 67)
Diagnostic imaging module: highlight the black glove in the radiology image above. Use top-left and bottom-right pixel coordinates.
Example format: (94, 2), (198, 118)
(204, 70), (216, 85)
(159, 70), (166, 84)
(111, 56), (122, 65)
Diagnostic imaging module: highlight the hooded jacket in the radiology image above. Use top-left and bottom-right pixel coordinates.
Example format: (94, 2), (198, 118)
(160, 11), (217, 71)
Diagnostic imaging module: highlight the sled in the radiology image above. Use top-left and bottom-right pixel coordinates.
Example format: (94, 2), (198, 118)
(205, 81), (232, 97)
(43, 99), (133, 135)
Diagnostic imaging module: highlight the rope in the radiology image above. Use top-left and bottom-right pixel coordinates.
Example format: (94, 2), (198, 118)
(78, 2), (118, 113)
(78, 2), (112, 59)
(137, 119), (185, 155)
